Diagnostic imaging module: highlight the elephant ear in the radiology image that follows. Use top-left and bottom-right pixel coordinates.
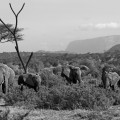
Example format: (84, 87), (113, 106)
(62, 66), (70, 77)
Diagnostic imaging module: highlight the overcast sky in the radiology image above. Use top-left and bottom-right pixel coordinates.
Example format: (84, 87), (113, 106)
(0, 0), (120, 52)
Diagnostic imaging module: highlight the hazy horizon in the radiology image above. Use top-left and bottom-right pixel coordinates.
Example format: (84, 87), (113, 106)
(0, 0), (120, 52)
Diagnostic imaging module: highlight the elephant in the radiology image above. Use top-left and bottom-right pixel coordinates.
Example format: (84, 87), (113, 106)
(18, 73), (41, 92)
(105, 71), (120, 91)
(61, 65), (82, 84)
(0, 63), (15, 94)
(101, 66), (120, 90)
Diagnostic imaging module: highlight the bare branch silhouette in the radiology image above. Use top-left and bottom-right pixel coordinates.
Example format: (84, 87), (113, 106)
(25, 52), (33, 70)
(0, 19), (14, 36)
(0, 3), (33, 74)
(9, 3), (25, 34)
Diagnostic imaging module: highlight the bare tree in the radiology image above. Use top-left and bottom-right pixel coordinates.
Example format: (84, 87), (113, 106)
(0, 3), (33, 74)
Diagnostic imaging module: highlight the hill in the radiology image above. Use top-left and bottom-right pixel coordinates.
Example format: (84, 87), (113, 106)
(66, 35), (120, 54)
(107, 44), (120, 52)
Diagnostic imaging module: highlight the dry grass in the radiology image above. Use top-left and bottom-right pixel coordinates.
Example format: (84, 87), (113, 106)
(0, 105), (120, 120)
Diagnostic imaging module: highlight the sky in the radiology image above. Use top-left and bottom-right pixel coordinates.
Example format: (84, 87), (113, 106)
(0, 0), (120, 52)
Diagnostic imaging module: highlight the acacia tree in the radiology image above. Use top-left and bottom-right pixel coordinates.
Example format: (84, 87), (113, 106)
(0, 3), (33, 74)
(0, 23), (23, 42)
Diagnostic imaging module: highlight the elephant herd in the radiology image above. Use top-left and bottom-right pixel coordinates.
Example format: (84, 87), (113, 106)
(0, 62), (120, 94)
(0, 63), (41, 94)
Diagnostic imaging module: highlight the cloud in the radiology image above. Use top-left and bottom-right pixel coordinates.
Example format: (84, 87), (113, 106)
(95, 23), (120, 29)
(80, 22), (120, 30)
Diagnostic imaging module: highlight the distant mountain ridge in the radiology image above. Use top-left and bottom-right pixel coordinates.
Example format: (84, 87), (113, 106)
(107, 44), (120, 52)
(66, 35), (120, 54)
(36, 50), (69, 54)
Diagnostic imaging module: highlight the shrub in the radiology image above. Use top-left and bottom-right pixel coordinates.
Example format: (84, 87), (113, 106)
(36, 84), (115, 110)
(4, 77), (119, 111)
(40, 70), (66, 87)
(78, 59), (101, 78)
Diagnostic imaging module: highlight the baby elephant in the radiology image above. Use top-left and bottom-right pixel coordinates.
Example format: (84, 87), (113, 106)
(18, 73), (41, 92)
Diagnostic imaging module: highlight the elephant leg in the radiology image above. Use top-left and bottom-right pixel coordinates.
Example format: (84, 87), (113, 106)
(0, 84), (2, 93)
(106, 78), (110, 90)
(0, 74), (4, 93)
(2, 80), (6, 94)
(117, 80), (120, 88)
(102, 80), (106, 89)
(4, 76), (8, 94)
(20, 84), (23, 91)
(113, 82), (118, 92)
(35, 85), (39, 92)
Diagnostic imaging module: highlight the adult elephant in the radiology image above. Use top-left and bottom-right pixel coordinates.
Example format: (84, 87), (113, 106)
(105, 71), (120, 91)
(101, 66), (120, 90)
(61, 65), (82, 84)
(0, 63), (15, 94)
(18, 73), (41, 92)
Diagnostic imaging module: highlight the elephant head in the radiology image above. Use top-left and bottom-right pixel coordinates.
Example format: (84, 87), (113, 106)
(69, 65), (82, 84)
(18, 73), (41, 92)
(61, 66), (71, 83)
(0, 63), (15, 94)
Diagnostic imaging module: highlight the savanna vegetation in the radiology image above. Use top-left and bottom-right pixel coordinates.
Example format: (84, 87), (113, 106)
(1, 2), (120, 120)
(0, 51), (120, 112)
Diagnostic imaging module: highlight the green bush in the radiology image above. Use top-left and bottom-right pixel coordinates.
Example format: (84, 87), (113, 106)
(78, 59), (101, 78)
(40, 70), (66, 87)
(4, 76), (119, 111)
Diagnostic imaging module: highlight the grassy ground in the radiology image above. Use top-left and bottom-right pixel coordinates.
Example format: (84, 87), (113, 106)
(0, 73), (119, 119)
(1, 105), (120, 120)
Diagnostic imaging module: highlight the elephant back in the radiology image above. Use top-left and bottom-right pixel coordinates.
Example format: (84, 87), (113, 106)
(21, 73), (41, 87)
(25, 74), (35, 87)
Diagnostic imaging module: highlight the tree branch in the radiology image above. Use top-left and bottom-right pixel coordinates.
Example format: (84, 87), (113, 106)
(17, 3), (25, 16)
(25, 52), (33, 69)
(15, 46), (26, 73)
(9, 3), (27, 73)
(9, 3), (16, 17)
(9, 3), (25, 36)
(0, 19), (14, 36)
(0, 3), (33, 74)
